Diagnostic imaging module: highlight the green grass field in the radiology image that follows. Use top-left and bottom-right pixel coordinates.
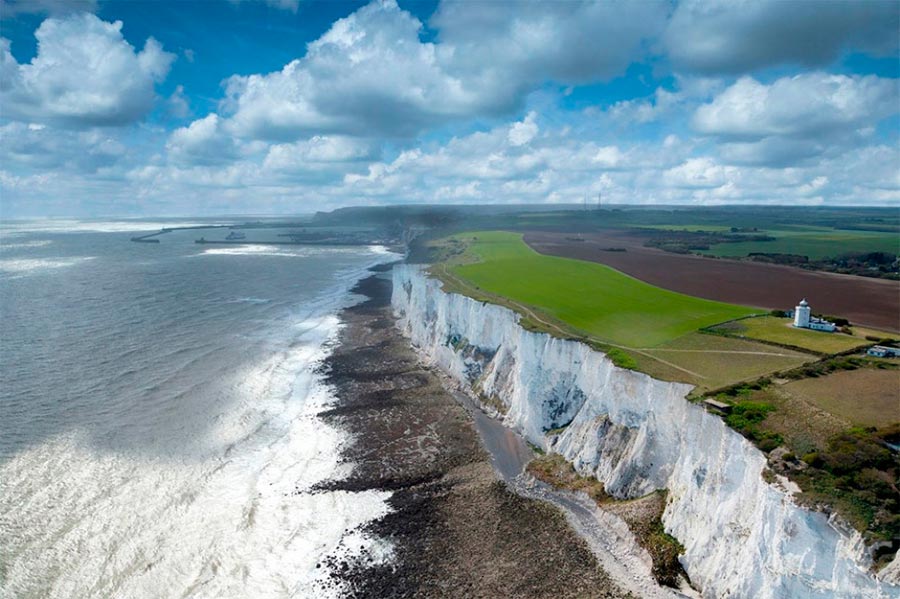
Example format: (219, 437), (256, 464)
(712, 316), (870, 354)
(446, 232), (759, 347)
(639, 332), (814, 390)
(700, 228), (898, 260)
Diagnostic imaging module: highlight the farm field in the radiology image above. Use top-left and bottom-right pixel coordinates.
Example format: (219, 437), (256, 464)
(711, 316), (872, 354)
(524, 230), (900, 332)
(447, 232), (759, 348)
(699, 228), (898, 260)
(636, 224), (736, 232)
(434, 232), (881, 391)
(639, 332), (815, 391)
(783, 368), (900, 427)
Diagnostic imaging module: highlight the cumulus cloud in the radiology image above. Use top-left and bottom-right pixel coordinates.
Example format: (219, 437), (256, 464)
(665, 0), (900, 74)
(0, 122), (126, 172)
(166, 114), (239, 166)
(692, 73), (898, 166)
(433, 0), (668, 88)
(609, 88), (682, 124)
(0, 13), (175, 127)
(220, 0), (665, 142)
(221, 0), (478, 140)
(508, 112), (538, 146)
(262, 136), (378, 181)
(3, 0), (899, 216)
(694, 74), (897, 139)
(663, 157), (732, 189)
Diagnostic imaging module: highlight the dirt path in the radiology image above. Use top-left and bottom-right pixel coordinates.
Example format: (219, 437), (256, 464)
(643, 348), (798, 356)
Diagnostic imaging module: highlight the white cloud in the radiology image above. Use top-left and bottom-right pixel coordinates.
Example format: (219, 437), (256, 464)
(167, 85), (191, 119)
(433, 0), (668, 87)
(592, 146), (622, 168)
(665, 0), (899, 73)
(508, 112), (538, 146)
(222, 0), (478, 141)
(609, 88), (682, 124)
(2, 0), (899, 216)
(262, 136), (377, 177)
(166, 114), (239, 166)
(694, 74), (897, 139)
(0, 122), (126, 172)
(692, 73), (898, 166)
(1, 14), (175, 128)
(220, 0), (666, 142)
(663, 157), (732, 189)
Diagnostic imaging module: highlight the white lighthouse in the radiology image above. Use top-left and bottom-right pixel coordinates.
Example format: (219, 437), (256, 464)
(793, 298), (811, 328)
(792, 298), (837, 332)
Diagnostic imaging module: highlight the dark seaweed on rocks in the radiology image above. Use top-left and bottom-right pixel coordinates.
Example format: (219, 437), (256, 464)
(317, 271), (629, 598)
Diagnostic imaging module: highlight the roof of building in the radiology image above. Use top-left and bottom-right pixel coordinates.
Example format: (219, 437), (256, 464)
(798, 298), (809, 307)
(704, 399), (732, 411)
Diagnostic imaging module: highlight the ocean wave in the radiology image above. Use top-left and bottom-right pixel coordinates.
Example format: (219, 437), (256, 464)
(225, 297), (272, 304)
(0, 219), (226, 234)
(197, 245), (321, 258)
(0, 251), (401, 599)
(0, 240), (53, 251)
(0, 256), (95, 275)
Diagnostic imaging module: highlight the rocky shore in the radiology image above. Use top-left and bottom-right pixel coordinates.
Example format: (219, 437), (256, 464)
(316, 270), (629, 598)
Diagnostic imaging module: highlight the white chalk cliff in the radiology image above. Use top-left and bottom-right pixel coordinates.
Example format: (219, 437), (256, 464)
(392, 264), (900, 599)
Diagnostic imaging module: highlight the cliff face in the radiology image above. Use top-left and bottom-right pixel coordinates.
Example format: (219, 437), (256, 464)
(392, 264), (900, 599)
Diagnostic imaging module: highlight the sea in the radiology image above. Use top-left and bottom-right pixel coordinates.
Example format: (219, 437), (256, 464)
(0, 219), (397, 598)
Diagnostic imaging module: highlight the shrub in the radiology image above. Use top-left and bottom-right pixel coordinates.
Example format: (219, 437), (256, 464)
(606, 348), (638, 370)
(725, 401), (777, 444)
(758, 436), (782, 452)
(802, 452), (823, 467)
(823, 431), (893, 475)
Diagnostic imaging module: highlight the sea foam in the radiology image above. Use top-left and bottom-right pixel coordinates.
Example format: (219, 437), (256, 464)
(0, 246), (401, 599)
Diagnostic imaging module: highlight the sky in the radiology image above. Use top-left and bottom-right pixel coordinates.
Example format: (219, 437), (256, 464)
(0, 0), (898, 217)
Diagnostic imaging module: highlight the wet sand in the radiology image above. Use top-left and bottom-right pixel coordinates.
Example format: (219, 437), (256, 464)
(316, 271), (630, 598)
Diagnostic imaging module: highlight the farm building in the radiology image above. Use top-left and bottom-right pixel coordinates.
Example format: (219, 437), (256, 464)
(703, 399), (732, 414)
(867, 346), (900, 358)
(792, 299), (836, 332)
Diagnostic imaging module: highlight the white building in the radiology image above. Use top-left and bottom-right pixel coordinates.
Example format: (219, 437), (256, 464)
(793, 299), (811, 328)
(868, 346), (900, 358)
(792, 298), (836, 332)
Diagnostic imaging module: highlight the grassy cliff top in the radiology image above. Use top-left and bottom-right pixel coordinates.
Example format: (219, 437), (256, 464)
(442, 231), (759, 348)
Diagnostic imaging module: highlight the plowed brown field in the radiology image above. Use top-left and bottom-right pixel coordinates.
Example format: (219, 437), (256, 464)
(524, 231), (900, 333)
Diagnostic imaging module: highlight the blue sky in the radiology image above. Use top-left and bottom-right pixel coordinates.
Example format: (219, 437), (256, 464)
(1, 0), (898, 217)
